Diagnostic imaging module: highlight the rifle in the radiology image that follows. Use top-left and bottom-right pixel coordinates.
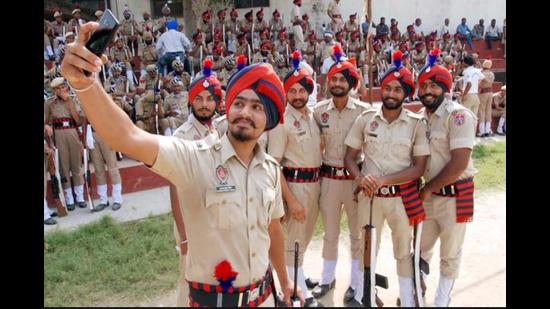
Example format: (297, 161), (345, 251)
(45, 135), (67, 217)
(81, 120), (96, 212)
(154, 68), (161, 135)
(412, 222), (429, 307)
(291, 240), (301, 307)
(363, 194), (388, 307)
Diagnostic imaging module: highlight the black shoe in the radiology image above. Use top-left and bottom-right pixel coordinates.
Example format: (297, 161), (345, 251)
(112, 202), (121, 211)
(483, 133), (490, 137)
(305, 297), (324, 307)
(44, 218), (57, 225)
(50, 212), (58, 217)
(306, 277), (319, 289)
(343, 286), (356, 304)
(496, 131), (505, 136)
(77, 201), (88, 208)
(312, 279), (336, 299)
(345, 298), (362, 307)
(93, 203), (107, 212)
(275, 293), (286, 307)
(66, 204), (75, 211)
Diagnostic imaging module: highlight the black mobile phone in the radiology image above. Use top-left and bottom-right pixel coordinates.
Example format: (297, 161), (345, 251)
(84, 9), (120, 75)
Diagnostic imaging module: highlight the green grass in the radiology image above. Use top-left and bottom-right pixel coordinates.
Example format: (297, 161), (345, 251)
(471, 141), (506, 191)
(44, 215), (178, 307)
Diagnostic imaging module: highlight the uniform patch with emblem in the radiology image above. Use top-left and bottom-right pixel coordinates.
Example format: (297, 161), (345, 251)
(321, 112), (329, 123)
(293, 120), (301, 129)
(215, 165), (236, 192)
(452, 111), (465, 126)
(194, 134), (201, 140)
(370, 121), (379, 131)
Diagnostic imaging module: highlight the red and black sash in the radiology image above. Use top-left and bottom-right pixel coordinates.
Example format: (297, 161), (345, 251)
(375, 179), (425, 226)
(433, 177), (474, 223)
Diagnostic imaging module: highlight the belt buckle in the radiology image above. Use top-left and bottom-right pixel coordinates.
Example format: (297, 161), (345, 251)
(248, 286), (260, 302)
(335, 169), (344, 177)
(63, 121), (70, 127)
(380, 187), (390, 195)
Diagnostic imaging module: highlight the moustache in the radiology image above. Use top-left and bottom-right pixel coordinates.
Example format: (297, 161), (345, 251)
(231, 117), (257, 129)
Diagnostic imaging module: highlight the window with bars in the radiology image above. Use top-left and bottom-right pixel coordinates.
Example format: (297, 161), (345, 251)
(234, 0), (270, 9)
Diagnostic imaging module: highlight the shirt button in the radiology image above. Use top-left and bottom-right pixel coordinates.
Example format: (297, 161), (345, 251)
(249, 197), (254, 202)
(252, 252), (256, 257)
(222, 200), (226, 204)
(250, 225), (255, 230)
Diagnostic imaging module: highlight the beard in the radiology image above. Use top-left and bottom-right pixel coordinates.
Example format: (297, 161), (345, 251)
(381, 95), (404, 110)
(419, 92), (445, 110)
(289, 98), (308, 109)
(192, 106), (216, 122)
(229, 117), (258, 141)
(329, 86), (349, 97)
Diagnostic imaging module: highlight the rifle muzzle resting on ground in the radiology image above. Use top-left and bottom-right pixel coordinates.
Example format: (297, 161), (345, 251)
(363, 194), (388, 307)
(291, 240), (300, 307)
(81, 121), (95, 211)
(45, 135), (68, 217)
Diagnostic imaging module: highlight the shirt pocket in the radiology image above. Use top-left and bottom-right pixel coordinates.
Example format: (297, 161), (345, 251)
(429, 130), (449, 153)
(258, 188), (276, 227)
(364, 135), (381, 157)
(205, 190), (245, 230)
(392, 137), (413, 161)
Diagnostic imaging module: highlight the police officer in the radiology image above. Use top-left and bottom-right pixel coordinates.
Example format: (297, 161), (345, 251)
(160, 77), (189, 136)
(268, 52), (323, 307)
(344, 50), (430, 306)
(311, 45), (371, 301)
(417, 52), (477, 307)
(44, 78), (86, 210)
(61, 24), (304, 305)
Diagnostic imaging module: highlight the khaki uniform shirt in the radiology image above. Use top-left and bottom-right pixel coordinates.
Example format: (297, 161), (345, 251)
(141, 44), (158, 65)
(313, 97), (371, 166)
(344, 107), (430, 177)
(149, 134), (284, 285)
(173, 115), (219, 141)
(268, 105), (322, 168)
(422, 100), (477, 182)
(163, 92), (189, 123)
(479, 69), (495, 89)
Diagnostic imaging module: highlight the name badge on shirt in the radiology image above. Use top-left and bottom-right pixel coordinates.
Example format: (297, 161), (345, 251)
(367, 132), (378, 138)
(215, 165), (237, 193)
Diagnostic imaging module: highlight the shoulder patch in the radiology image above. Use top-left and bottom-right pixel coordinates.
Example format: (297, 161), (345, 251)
(451, 110), (466, 126)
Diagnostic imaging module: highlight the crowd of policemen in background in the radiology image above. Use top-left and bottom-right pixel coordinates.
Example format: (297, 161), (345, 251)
(42, 1), (507, 225)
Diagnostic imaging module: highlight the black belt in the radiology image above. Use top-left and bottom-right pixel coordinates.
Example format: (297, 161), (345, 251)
(433, 177), (474, 197)
(282, 167), (320, 183)
(320, 163), (361, 180)
(188, 269), (273, 307)
(52, 118), (77, 130)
